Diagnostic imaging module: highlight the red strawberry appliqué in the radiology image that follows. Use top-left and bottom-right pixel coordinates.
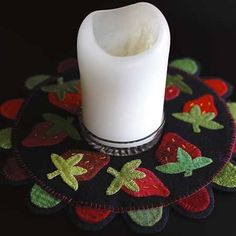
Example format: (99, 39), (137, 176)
(48, 85), (81, 114)
(22, 113), (81, 147)
(75, 206), (111, 223)
(61, 150), (110, 181)
(22, 121), (67, 147)
(2, 157), (29, 182)
(176, 187), (210, 213)
(156, 132), (201, 164)
(165, 86), (180, 101)
(0, 98), (24, 120)
(122, 168), (170, 197)
(183, 94), (218, 116)
(203, 77), (228, 97)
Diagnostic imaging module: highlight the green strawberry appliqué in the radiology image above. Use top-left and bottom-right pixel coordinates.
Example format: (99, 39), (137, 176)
(172, 105), (224, 133)
(213, 162), (236, 188)
(47, 153), (87, 191)
(156, 147), (213, 177)
(128, 207), (163, 227)
(0, 127), (12, 149)
(170, 58), (199, 75)
(41, 77), (80, 100)
(25, 74), (51, 90)
(30, 184), (61, 208)
(43, 113), (81, 140)
(227, 102), (236, 121)
(106, 159), (146, 195)
(166, 74), (192, 95)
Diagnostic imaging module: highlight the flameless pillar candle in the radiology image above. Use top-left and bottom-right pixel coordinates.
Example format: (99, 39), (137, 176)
(77, 2), (170, 148)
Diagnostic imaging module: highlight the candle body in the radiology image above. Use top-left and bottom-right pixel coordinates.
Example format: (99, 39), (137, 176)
(77, 3), (170, 147)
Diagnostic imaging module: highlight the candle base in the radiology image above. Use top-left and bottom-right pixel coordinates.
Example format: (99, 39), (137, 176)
(78, 111), (165, 156)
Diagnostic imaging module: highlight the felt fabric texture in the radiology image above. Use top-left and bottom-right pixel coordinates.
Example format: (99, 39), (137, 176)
(202, 76), (233, 100)
(25, 75), (51, 90)
(9, 66), (234, 211)
(170, 58), (199, 75)
(213, 161), (236, 191)
(0, 127), (12, 149)
(173, 185), (214, 219)
(30, 184), (61, 208)
(0, 57), (235, 234)
(70, 204), (116, 231)
(47, 153), (88, 191)
(123, 207), (170, 234)
(0, 98), (24, 120)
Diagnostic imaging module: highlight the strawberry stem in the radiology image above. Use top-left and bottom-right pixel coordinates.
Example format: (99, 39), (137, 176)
(47, 170), (60, 179)
(107, 167), (119, 178)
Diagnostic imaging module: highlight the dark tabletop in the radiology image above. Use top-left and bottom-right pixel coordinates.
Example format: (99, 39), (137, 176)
(0, 1), (236, 236)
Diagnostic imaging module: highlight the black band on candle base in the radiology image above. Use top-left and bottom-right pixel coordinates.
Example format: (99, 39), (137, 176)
(78, 111), (165, 156)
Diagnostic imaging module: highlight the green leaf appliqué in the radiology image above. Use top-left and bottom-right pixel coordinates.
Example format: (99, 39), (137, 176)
(106, 159), (146, 195)
(30, 184), (61, 208)
(156, 147), (213, 177)
(0, 127), (12, 149)
(170, 58), (198, 75)
(172, 105), (224, 133)
(43, 113), (81, 140)
(128, 207), (163, 227)
(166, 74), (193, 95)
(213, 162), (236, 188)
(227, 102), (236, 121)
(25, 75), (51, 90)
(47, 153), (87, 191)
(41, 77), (80, 100)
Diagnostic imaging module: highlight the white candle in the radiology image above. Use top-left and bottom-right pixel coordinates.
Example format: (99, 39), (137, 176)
(77, 2), (170, 148)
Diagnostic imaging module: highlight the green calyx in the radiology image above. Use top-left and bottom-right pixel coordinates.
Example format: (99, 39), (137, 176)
(172, 105), (224, 133)
(170, 58), (199, 75)
(106, 159), (146, 195)
(156, 147), (213, 177)
(47, 153), (87, 191)
(41, 77), (80, 100)
(43, 113), (81, 140)
(166, 74), (192, 95)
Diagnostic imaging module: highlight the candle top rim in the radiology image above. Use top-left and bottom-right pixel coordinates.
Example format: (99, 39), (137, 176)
(77, 2), (170, 61)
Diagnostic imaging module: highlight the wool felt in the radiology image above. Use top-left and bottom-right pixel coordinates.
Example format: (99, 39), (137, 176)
(123, 207), (170, 234)
(172, 185), (214, 219)
(183, 94), (218, 116)
(30, 184), (61, 208)
(156, 147), (213, 177)
(172, 105), (224, 133)
(127, 207), (163, 227)
(2, 156), (29, 182)
(69, 204), (116, 231)
(0, 127), (12, 149)
(25, 75), (51, 90)
(170, 58), (200, 75)
(26, 184), (67, 215)
(0, 98), (24, 120)
(0, 58), (235, 234)
(47, 153), (88, 191)
(202, 77), (234, 100)
(75, 206), (112, 223)
(11, 67), (235, 211)
(212, 161), (236, 191)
